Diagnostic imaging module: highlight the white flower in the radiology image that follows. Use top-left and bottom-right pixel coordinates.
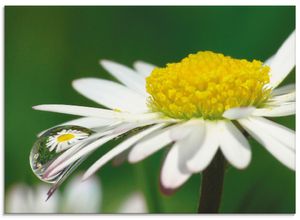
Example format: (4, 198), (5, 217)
(60, 173), (101, 213)
(6, 175), (146, 213)
(118, 192), (148, 213)
(33, 31), (295, 191)
(6, 174), (101, 213)
(46, 128), (89, 153)
(6, 184), (60, 213)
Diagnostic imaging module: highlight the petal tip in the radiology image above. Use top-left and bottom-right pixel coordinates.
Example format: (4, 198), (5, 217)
(99, 59), (113, 67)
(81, 173), (90, 182)
(72, 78), (94, 89)
(72, 79), (82, 89)
(159, 180), (177, 196)
(186, 159), (211, 173)
(32, 105), (46, 110)
(127, 153), (140, 164)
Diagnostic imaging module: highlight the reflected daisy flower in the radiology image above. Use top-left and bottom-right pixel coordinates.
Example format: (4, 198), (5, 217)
(46, 128), (90, 152)
(32, 31), (295, 201)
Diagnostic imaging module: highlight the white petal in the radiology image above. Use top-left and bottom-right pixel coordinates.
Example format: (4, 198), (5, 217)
(62, 174), (101, 213)
(267, 31), (295, 88)
(38, 117), (114, 137)
(218, 121), (251, 169)
(186, 121), (219, 172)
(161, 120), (205, 189)
(82, 123), (166, 180)
(49, 143), (58, 152)
(33, 104), (160, 122)
(100, 60), (147, 96)
(133, 60), (156, 77)
(160, 144), (192, 189)
(241, 117), (294, 150)
(73, 78), (148, 113)
(268, 91), (295, 103)
(272, 84), (295, 96)
(238, 117), (295, 170)
(169, 119), (203, 141)
(128, 126), (176, 163)
(264, 54), (274, 67)
(56, 142), (64, 152)
(59, 142), (71, 152)
(223, 107), (255, 120)
(33, 104), (121, 117)
(253, 102), (295, 117)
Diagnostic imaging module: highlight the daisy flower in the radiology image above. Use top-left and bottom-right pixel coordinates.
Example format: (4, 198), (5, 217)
(46, 128), (90, 153)
(32, 31), (295, 206)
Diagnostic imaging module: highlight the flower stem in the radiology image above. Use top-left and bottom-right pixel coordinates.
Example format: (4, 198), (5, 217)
(198, 150), (226, 213)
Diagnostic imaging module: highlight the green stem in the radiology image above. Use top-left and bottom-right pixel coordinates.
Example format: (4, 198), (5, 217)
(135, 161), (162, 213)
(198, 150), (226, 213)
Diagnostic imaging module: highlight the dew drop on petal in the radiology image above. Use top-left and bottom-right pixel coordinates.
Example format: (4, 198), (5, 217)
(29, 125), (94, 184)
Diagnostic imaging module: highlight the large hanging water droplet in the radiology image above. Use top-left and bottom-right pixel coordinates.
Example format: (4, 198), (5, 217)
(29, 125), (94, 184)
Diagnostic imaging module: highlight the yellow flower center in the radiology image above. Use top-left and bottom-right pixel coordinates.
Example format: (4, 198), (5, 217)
(146, 51), (271, 120)
(57, 134), (75, 142)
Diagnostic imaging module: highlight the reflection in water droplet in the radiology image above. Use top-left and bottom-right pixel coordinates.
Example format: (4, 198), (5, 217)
(29, 125), (94, 184)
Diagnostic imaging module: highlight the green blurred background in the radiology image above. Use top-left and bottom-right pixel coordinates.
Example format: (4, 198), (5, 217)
(5, 6), (295, 213)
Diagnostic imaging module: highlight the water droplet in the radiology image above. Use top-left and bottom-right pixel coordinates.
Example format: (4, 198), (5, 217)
(29, 125), (94, 184)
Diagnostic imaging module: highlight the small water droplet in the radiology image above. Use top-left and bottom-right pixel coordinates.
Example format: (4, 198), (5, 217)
(29, 125), (94, 183)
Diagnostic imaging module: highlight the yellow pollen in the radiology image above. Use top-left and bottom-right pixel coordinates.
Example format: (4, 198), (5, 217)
(57, 134), (75, 142)
(146, 51), (271, 120)
(113, 108), (122, 112)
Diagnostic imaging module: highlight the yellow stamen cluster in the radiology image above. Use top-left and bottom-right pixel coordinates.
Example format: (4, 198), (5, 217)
(146, 51), (271, 120)
(57, 134), (75, 142)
